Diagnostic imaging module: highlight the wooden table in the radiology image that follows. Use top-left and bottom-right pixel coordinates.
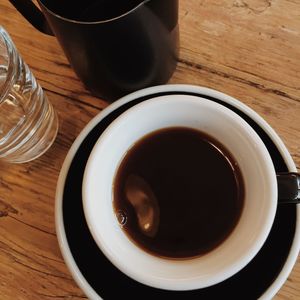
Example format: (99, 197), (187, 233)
(0, 1), (299, 299)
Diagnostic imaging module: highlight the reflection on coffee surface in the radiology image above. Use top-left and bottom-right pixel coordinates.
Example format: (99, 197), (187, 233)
(113, 127), (245, 259)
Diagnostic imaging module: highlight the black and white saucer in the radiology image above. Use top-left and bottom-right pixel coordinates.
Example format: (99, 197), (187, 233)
(55, 85), (300, 300)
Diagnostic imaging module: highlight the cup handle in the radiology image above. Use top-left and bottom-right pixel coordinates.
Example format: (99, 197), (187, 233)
(8, 0), (53, 35)
(277, 173), (300, 204)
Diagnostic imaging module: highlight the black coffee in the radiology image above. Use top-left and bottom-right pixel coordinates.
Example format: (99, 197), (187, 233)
(113, 127), (245, 259)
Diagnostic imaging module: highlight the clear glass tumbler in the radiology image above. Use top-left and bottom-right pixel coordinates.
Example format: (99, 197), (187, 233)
(0, 26), (58, 163)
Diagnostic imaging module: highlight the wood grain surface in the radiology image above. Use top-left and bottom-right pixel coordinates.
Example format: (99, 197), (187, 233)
(0, 0), (299, 299)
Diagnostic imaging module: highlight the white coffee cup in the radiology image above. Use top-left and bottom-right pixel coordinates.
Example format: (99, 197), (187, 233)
(82, 94), (277, 291)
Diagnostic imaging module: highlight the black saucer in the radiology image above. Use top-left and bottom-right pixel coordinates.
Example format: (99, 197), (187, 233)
(62, 91), (296, 299)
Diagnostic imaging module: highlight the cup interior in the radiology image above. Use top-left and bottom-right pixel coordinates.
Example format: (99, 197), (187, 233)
(83, 95), (277, 290)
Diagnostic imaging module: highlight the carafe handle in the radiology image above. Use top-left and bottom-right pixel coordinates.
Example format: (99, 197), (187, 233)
(8, 0), (53, 35)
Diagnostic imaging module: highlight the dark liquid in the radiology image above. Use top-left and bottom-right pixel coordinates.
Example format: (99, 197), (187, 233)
(113, 127), (245, 259)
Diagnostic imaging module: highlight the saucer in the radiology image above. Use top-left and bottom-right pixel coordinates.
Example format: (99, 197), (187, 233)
(55, 85), (300, 300)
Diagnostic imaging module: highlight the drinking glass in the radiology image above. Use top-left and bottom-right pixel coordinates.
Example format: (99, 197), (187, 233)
(0, 26), (58, 163)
